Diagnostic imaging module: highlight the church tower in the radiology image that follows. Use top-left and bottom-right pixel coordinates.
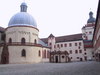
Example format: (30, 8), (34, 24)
(82, 11), (96, 61)
(82, 11), (96, 41)
(48, 34), (56, 51)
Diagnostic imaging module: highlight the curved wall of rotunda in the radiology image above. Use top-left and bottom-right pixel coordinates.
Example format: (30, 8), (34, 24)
(6, 26), (39, 44)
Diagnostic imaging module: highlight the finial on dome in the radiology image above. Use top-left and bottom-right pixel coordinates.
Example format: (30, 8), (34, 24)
(20, 2), (27, 12)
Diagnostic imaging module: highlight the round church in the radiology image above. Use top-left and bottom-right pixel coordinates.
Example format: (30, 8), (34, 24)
(0, 2), (50, 64)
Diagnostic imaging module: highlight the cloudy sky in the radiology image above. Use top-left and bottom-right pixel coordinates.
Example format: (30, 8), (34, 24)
(0, 0), (99, 38)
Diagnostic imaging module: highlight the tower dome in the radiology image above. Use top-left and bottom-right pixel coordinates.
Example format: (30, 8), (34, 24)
(87, 11), (96, 23)
(8, 2), (37, 27)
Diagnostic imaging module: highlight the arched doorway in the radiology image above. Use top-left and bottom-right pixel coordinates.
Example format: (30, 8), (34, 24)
(55, 56), (58, 63)
(80, 58), (83, 61)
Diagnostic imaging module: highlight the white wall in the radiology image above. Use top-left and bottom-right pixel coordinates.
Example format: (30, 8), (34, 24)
(85, 48), (94, 60)
(48, 37), (55, 51)
(5, 26), (50, 64)
(6, 26), (39, 44)
(54, 40), (86, 62)
(82, 26), (94, 40)
(8, 46), (49, 64)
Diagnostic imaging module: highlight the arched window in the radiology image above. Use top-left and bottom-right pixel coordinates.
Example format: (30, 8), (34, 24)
(64, 44), (67, 47)
(38, 50), (41, 57)
(57, 44), (59, 48)
(21, 49), (26, 57)
(61, 44), (63, 47)
(21, 38), (25, 44)
(9, 38), (12, 43)
(34, 39), (37, 44)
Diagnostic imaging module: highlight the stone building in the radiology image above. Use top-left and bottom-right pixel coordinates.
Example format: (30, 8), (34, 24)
(0, 1), (98, 64)
(0, 2), (50, 64)
(82, 11), (96, 61)
(41, 11), (96, 63)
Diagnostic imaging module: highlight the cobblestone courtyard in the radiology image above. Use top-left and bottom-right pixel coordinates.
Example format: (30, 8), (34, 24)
(0, 61), (100, 75)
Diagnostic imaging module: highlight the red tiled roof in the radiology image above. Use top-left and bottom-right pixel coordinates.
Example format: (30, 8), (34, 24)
(41, 33), (83, 43)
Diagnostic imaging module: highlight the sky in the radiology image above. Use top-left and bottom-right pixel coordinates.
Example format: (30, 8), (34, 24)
(0, 0), (99, 38)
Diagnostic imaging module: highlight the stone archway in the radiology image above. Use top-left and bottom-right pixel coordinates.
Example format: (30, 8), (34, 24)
(1, 44), (9, 64)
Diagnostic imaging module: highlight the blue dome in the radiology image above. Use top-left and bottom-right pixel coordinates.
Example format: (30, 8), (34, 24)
(87, 11), (96, 23)
(8, 12), (37, 27)
(8, 2), (37, 27)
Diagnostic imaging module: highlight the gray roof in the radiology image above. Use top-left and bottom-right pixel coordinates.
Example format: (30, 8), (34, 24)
(38, 39), (48, 47)
(8, 2), (37, 27)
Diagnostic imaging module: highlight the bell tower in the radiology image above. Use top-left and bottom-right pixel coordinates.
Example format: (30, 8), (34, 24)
(48, 34), (56, 51)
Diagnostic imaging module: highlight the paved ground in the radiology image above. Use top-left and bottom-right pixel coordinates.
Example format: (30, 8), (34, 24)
(0, 61), (100, 75)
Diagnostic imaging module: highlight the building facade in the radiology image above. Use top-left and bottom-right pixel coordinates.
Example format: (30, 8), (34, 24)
(0, 2), (98, 64)
(41, 11), (96, 63)
(0, 2), (50, 64)
(82, 11), (96, 61)
(93, 1), (100, 62)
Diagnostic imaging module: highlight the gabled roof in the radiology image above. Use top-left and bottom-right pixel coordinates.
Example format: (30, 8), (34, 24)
(41, 33), (83, 43)
(48, 34), (55, 38)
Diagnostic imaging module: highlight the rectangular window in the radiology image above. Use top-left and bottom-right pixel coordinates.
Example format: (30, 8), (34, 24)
(79, 42), (81, 46)
(64, 44), (67, 47)
(69, 43), (72, 47)
(75, 43), (77, 46)
(75, 50), (78, 54)
(57, 44), (59, 48)
(79, 50), (82, 53)
(61, 44), (63, 47)
(89, 31), (92, 34)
